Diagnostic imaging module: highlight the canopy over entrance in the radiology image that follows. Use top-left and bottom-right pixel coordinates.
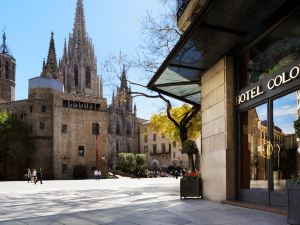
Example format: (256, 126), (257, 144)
(148, 0), (294, 105)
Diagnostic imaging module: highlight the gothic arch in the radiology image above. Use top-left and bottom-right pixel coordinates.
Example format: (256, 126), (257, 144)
(116, 117), (121, 135)
(74, 64), (78, 87)
(116, 139), (120, 153)
(126, 121), (131, 136)
(85, 66), (91, 88)
(5, 62), (9, 79)
(127, 142), (131, 153)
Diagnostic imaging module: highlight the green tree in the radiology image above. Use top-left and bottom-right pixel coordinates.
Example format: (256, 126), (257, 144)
(136, 154), (147, 169)
(150, 104), (201, 172)
(0, 110), (35, 180)
(294, 116), (300, 138)
(182, 140), (199, 172)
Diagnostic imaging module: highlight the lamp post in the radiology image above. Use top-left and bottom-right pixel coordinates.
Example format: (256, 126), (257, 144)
(93, 123), (100, 170)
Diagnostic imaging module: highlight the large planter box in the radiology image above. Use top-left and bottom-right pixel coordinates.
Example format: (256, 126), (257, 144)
(180, 177), (202, 199)
(287, 183), (300, 225)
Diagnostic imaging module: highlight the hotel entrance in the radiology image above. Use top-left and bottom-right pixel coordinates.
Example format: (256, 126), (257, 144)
(239, 91), (300, 207)
(236, 8), (300, 207)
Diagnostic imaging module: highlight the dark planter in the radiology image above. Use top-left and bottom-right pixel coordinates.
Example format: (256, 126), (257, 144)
(180, 177), (202, 199)
(287, 183), (300, 225)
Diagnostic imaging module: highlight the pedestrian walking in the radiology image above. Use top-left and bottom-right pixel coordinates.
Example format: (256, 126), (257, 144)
(35, 168), (43, 184)
(175, 170), (179, 179)
(32, 168), (37, 183)
(94, 169), (98, 181)
(97, 170), (101, 180)
(26, 169), (31, 183)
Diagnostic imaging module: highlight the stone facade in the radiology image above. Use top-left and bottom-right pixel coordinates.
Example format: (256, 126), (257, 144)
(139, 121), (189, 170)
(0, 0), (142, 179)
(200, 57), (235, 201)
(107, 66), (142, 167)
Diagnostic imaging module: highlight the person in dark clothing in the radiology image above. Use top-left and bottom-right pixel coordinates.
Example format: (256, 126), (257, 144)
(175, 170), (179, 179)
(35, 168), (43, 184)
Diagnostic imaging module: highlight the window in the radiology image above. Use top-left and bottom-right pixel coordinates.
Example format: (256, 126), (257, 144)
(173, 152), (176, 158)
(238, 9), (300, 90)
(144, 145), (148, 153)
(116, 140), (120, 153)
(144, 135), (148, 143)
(61, 124), (67, 133)
(85, 66), (91, 88)
(162, 134), (165, 139)
(62, 164), (67, 174)
(127, 143), (131, 153)
(21, 113), (26, 119)
(161, 143), (166, 153)
(40, 121), (45, 130)
(126, 122), (131, 135)
(92, 123), (99, 135)
(63, 100), (68, 108)
(41, 105), (46, 112)
(5, 62), (9, 79)
(169, 143), (171, 152)
(74, 64), (78, 87)
(116, 118), (121, 135)
(30, 105), (33, 113)
(153, 134), (156, 142)
(78, 146), (84, 156)
(30, 125), (33, 133)
(172, 141), (176, 148)
(153, 144), (157, 154)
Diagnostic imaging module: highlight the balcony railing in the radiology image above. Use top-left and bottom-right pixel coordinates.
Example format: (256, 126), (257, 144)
(177, 0), (191, 21)
(150, 151), (171, 156)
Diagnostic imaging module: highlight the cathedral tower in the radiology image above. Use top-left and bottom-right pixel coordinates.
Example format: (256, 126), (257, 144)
(0, 32), (16, 103)
(60, 0), (102, 97)
(41, 32), (59, 80)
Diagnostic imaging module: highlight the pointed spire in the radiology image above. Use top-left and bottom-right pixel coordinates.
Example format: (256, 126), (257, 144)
(42, 32), (58, 79)
(120, 64), (128, 91)
(73, 0), (86, 47)
(1, 31), (10, 55)
(63, 38), (67, 60)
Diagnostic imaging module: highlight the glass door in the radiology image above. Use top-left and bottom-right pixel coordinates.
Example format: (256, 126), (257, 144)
(239, 91), (300, 206)
(239, 103), (270, 204)
(271, 91), (300, 206)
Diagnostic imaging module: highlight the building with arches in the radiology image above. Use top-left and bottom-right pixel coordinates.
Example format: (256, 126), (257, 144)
(0, 0), (143, 179)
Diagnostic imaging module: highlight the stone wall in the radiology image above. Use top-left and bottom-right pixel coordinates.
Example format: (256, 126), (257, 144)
(201, 57), (235, 201)
(52, 93), (108, 179)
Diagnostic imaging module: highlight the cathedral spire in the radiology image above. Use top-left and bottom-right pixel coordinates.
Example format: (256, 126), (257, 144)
(1, 32), (6, 53)
(41, 32), (58, 79)
(120, 64), (128, 91)
(73, 0), (87, 47)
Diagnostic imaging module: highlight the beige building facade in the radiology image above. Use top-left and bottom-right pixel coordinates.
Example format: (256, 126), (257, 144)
(139, 121), (189, 170)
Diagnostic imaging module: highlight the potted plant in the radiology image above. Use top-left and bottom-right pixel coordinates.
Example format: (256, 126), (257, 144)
(180, 170), (202, 199)
(180, 140), (202, 199)
(287, 176), (300, 225)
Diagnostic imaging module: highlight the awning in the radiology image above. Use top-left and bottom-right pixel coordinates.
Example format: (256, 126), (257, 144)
(147, 0), (293, 105)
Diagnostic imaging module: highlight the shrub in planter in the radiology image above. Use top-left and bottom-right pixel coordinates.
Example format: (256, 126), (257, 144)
(287, 176), (300, 225)
(180, 171), (202, 199)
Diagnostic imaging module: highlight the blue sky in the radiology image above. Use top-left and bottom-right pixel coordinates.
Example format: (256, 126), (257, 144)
(0, 0), (171, 119)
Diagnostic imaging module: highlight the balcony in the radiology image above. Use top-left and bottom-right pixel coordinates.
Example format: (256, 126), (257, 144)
(177, 0), (205, 32)
(150, 151), (171, 156)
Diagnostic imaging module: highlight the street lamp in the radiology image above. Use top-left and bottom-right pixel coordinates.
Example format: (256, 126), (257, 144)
(92, 123), (100, 170)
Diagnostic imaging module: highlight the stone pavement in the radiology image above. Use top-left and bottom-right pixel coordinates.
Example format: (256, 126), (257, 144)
(0, 177), (288, 225)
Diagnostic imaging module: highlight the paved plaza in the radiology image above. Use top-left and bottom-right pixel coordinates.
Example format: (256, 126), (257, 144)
(0, 177), (288, 225)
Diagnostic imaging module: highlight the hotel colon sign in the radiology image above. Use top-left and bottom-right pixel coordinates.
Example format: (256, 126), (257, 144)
(149, 0), (300, 208)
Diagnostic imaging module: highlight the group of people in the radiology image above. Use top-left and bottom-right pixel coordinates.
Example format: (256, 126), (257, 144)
(26, 168), (43, 184)
(94, 169), (101, 181)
